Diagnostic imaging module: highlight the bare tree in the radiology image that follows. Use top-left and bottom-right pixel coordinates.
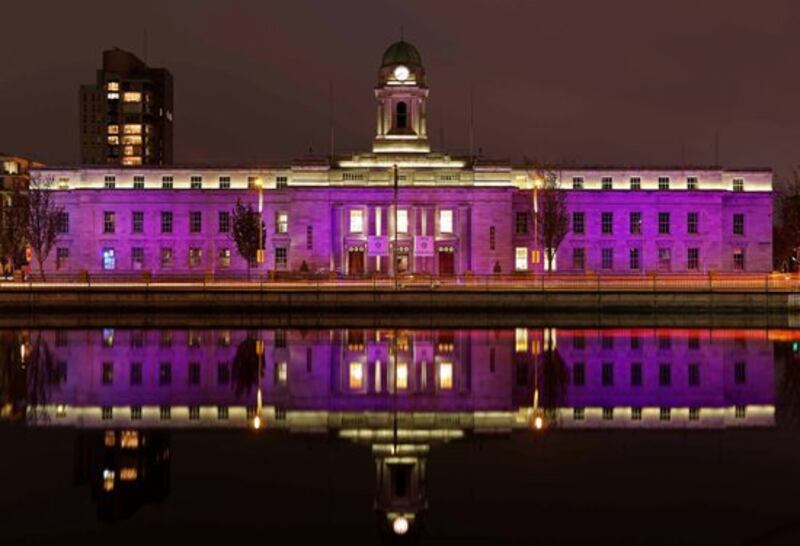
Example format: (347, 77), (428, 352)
(0, 181), (30, 275)
(774, 169), (800, 271)
(534, 168), (570, 272)
(230, 199), (263, 280)
(24, 176), (63, 281)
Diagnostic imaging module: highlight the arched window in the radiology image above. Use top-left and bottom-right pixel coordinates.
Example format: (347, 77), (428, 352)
(396, 101), (408, 129)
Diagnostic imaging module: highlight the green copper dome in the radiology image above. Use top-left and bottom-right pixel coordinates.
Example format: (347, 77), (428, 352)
(381, 40), (422, 67)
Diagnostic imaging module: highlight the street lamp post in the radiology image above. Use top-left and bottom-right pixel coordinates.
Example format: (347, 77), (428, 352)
(255, 178), (265, 270)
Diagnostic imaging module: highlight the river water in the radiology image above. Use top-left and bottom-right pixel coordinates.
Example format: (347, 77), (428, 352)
(1, 325), (799, 544)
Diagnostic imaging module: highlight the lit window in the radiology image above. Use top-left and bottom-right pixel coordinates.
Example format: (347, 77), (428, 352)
(119, 468), (138, 481)
(439, 209), (453, 233)
(515, 247), (528, 271)
(276, 212), (288, 234)
(122, 92), (141, 103)
(396, 362), (408, 390)
(103, 469), (115, 491)
(122, 135), (142, 145)
(189, 247), (202, 267)
(104, 430), (116, 447)
(397, 209), (408, 233)
(349, 209), (364, 233)
(107, 135), (119, 145)
(123, 124), (142, 135)
(349, 362), (364, 390)
(106, 82), (119, 92)
(102, 248), (116, 270)
(439, 362), (453, 390)
(107, 124), (119, 134)
(515, 328), (528, 352)
(219, 248), (231, 268)
(107, 92), (119, 100)
(120, 431), (139, 449)
(276, 362), (288, 386)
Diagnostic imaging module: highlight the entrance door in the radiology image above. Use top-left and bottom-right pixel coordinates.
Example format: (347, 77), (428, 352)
(348, 249), (365, 275)
(395, 252), (409, 275)
(438, 250), (455, 276)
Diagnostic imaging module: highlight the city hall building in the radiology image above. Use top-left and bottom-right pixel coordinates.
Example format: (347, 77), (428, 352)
(33, 41), (773, 277)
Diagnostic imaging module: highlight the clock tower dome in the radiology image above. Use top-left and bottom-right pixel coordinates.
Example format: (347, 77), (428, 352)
(373, 40), (430, 154)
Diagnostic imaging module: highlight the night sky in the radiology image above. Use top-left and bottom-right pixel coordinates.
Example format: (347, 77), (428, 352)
(2, 0), (799, 172)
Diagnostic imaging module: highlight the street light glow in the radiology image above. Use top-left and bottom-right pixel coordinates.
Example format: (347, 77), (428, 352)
(392, 516), (409, 535)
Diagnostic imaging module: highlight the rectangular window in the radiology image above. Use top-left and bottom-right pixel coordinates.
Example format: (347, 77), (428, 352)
(133, 175), (145, 189)
(190, 175), (202, 189)
(102, 362), (113, 385)
(103, 211), (115, 233)
(601, 362), (614, 386)
(735, 361), (746, 384)
(276, 212), (288, 234)
(630, 177), (641, 190)
(219, 176), (231, 189)
(687, 248), (699, 270)
(515, 212), (528, 234)
(306, 225), (313, 250)
(189, 362), (201, 385)
(629, 212), (642, 235)
(160, 247), (173, 268)
(189, 406), (200, 420)
(687, 212), (698, 234)
(572, 176), (584, 190)
(130, 363), (142, 386)
(601, 248), (613, 270)
(660, 407), (671, 421)
(189, 247), (202, 267)
(275, 247), (288, 269)
(276, 175), (288, 189)
(56, 247), (69, 270)
(658, 176), (670, 190)
(162, 176), (173, 189)
(572, 212), (585, 234)
(601, 177), (613, 190)
(631, 363), (642, 386)
(218, 211), (230, 233)
(733, 249), (745, 271)
(190, 211), (202, 233)
(603, 407), (614, 420)
(397, 209), (408, 233)
(688, 363), (700, 386)
(658, 248), (671, 271)
(132, 211), (144, 233)
(733, 178), (744, 192)
(489, 226), (496, 250)
(573, 363), (585, 386)
(104, 175), (116, 189)
(515, 247), (528, 271)
(159, 363), (172, 385)
(658, 212), (670, 234)
(56, 212), (70, 234)
(572, 247), (585, 270)
(349, 209), (364, 233)
(632, 407), (643, 420)
(659, 363), (671, 386)
(160, 406), (171, 420)
(733, 213), (744, 235)
(629, 248), (640, 270)
(217, 363), (230, 385)
(687, 176), (698, 190)
(439, 209), (454, 233)
(102, 248), (116, 270)
(161, 211), (173, 233)
(131, 247), (144, 269)
(219, 248), (231, 268)
(601, 212), (613, 234)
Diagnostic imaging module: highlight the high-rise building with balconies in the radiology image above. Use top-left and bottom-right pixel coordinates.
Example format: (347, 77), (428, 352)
(79, 48), (173, 166)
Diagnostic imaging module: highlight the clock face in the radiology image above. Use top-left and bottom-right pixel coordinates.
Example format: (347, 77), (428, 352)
(393, 65), (410, 81)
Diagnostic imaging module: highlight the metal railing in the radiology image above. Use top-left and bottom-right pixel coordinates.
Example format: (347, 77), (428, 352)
(3, 272), (800, 293)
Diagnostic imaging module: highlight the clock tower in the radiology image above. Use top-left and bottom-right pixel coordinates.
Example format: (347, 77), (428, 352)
(373, 40), (430, 154)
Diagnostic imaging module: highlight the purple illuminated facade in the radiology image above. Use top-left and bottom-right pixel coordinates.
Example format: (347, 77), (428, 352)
(33, 41), (773, 277)
(27, 327), (775, 430)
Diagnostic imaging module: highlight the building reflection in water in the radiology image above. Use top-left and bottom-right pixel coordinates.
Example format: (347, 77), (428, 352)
(0, 327), (789, 538)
